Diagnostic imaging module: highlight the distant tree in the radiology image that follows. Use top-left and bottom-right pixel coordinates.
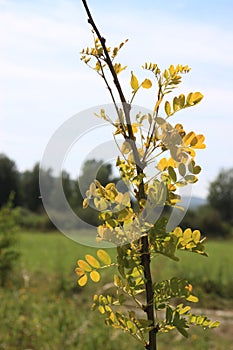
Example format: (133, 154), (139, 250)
(0, 154), (20, 207)
(21, 163), (41, 212)
(181, 205), (230, 238)
(208, 168), (233, 223)
(62, 170), (74, 204)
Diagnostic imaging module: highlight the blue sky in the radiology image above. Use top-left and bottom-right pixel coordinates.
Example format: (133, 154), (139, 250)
(1, 0), (233, 198)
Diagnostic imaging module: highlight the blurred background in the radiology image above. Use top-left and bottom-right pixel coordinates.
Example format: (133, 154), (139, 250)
(0, 0), (233, 349)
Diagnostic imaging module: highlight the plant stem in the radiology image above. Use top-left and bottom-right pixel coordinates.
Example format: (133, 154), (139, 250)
(81, 1), (158, 348)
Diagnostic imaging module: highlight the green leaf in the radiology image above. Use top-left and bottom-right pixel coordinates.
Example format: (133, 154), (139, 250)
(126, 320), (137, 333)
(176, 326), (189, 338)
(155, 117), (166, 125)
(184, 175), (198, 183)
(178, 163), (186, 177)
(168, 166), (177, 182)
(166, 306), (173, 324)
(193, 165), (201, 174)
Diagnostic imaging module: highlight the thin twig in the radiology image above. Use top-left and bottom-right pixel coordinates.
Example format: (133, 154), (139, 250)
(81, 2), (158, 349)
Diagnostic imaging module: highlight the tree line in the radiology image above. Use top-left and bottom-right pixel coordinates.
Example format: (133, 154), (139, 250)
(0, 153), (119, 228)
(0, 153), (232, 237)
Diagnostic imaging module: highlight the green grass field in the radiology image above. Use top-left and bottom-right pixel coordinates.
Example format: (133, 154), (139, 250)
(0, 230), (232, 350)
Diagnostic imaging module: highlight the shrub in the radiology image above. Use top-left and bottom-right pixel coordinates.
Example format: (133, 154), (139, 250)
(0, 195), (20, 286)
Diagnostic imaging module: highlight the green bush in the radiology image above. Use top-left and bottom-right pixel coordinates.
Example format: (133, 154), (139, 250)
(181, 205), (232, 238)
(0, 195), (20, 286)
(12, 206), (54, 231)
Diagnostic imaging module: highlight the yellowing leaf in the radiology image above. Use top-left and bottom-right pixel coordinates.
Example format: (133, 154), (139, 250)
(190, 134), (206, 149)
(183, 228), (192, 241)
(169, 64), (175, 75)
(167, 158), (176, 168)
(131, 123), (141, 134)
(105, 182), (116, 191)
(114, 63), (127, 74)
(183, 131), (195, 146)
(98, 305), (105, 314)
(78, 259), (92, 272)
(78, 274), (87, 287)
(138, 148), (144, 159)
(185, 283), (193, 292)
(173, 96), (180, 112)
(173, 227), (183, 237)
(190, 92), (204, 105)
(85, 255), (100, 268)
(130, 72), (139, 90)
(118, 207), (133, 221)
(142, 78), (152, 89)
(121, 140), (132, 154)
(127, 152), (135, 163)
(186, 295), (199, 303)
(179, 94), (185, 108)
(186, 92), (203, 106)
(90, 270), (100, 282)
(115, 192), (131, 206)
(83, 198), (89, 208)
(95, 62), (101, 71)
(89, 182), (96, 195)
(180, 306), (191, 314)
(157, 158), (167, 171)
(192, 230), (201, 244)
(165, 101), (171, 116)
(75, 267), (85, 277)
(209, 321), (220, 328)
(97, 249), (111, 265)
(94, 197), (108, 211)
